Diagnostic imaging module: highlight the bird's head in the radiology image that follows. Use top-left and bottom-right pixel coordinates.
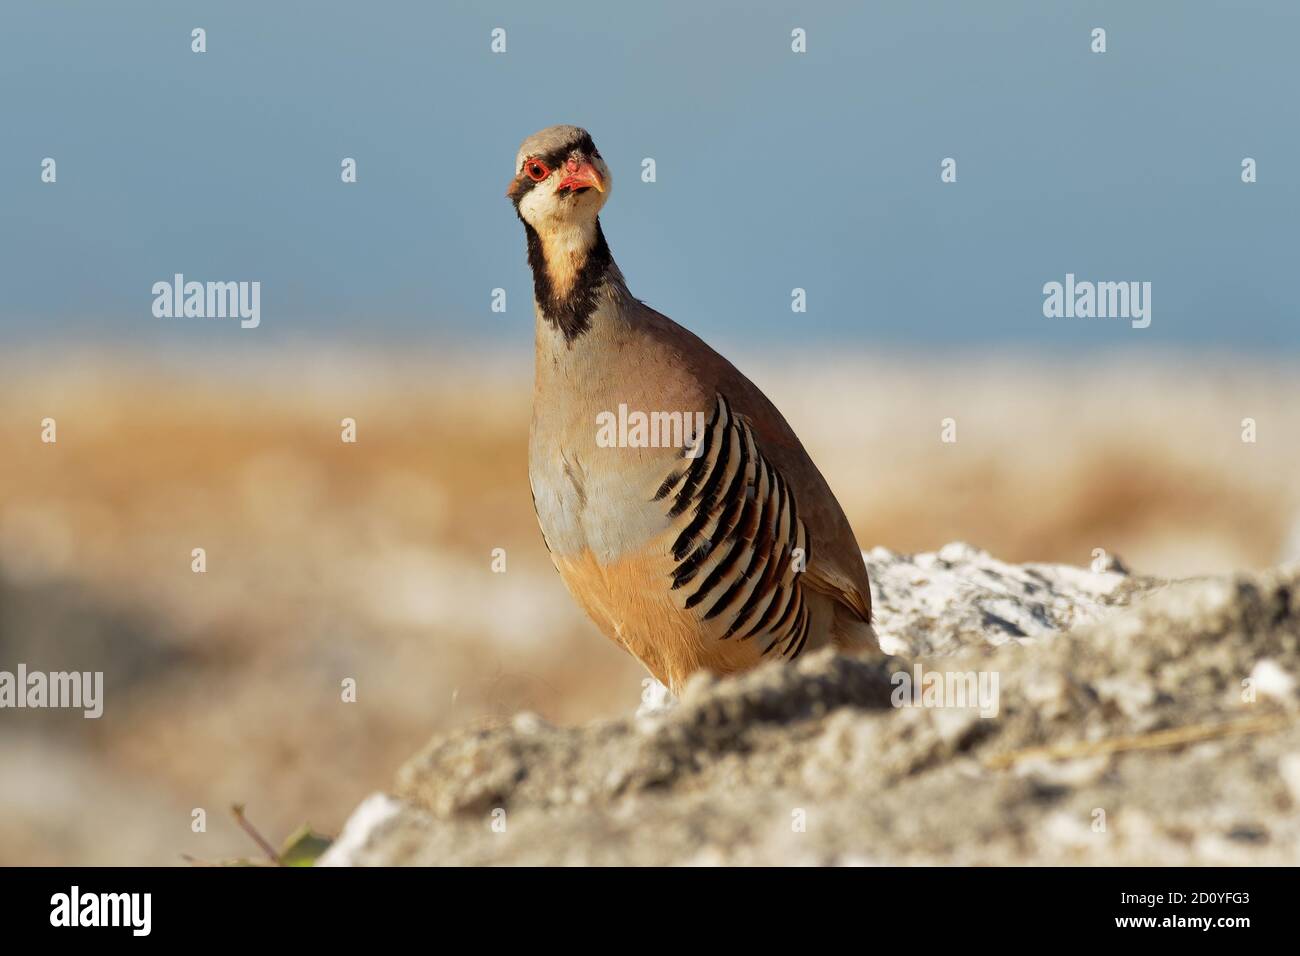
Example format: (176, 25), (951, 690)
(507, 125), (611, 230)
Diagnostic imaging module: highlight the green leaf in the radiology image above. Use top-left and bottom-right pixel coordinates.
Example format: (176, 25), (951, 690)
(278, 825), (334, 867)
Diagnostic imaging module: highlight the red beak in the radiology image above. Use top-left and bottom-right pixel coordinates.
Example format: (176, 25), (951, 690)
(558, 160), (604, 193)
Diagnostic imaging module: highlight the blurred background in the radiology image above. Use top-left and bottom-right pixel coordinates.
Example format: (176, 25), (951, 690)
(1, 0), (1297, 864)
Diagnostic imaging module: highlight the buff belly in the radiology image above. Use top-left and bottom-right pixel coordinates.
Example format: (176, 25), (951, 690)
(550, 542), (770, 691)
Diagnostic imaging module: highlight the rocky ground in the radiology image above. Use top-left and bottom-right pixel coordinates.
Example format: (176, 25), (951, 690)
(322, 542), (1300, 865)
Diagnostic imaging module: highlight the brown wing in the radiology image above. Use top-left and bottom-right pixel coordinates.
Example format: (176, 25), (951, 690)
(629, 299), (874, 651)
(653, 395), (817, 659)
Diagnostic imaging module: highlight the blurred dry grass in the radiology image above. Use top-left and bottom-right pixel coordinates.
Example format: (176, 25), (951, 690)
(1, 344), (1297, 864)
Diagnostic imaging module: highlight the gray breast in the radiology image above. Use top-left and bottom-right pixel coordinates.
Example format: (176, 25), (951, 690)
(528, 428), (677, 563)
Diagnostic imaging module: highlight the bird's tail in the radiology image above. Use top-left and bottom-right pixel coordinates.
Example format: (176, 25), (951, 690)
(831, 603), (880, 655)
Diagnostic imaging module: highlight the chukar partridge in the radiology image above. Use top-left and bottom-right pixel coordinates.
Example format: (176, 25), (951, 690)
(510, 125), (877, 692)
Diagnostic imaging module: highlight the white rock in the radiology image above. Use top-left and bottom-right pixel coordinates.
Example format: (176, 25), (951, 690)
(1278, 753), (1300, 803)
(316, 792), (405, 867)
(1250, 659), (1297, 703)
(635, 678), (676, 718)
(865, 542), (1128, 657)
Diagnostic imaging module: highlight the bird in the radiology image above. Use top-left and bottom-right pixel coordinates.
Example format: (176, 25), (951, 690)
(509, 125), (877, 693)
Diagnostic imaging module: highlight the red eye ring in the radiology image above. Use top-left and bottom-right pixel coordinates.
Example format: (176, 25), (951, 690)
(524, 159), (550, 182)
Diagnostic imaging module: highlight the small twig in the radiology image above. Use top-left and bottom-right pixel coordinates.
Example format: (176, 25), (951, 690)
(984, 712), (1297, 770)
(231, 803), (281, 864)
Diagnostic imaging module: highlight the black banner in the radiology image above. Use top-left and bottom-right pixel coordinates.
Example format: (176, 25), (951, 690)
(0, 867), (1281, 942)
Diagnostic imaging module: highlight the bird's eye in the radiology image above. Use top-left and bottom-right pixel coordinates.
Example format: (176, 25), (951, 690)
(524, 160), (549, 182)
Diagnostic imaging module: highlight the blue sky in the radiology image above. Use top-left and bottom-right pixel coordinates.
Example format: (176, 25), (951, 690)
(2, 0), (1296, 353)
